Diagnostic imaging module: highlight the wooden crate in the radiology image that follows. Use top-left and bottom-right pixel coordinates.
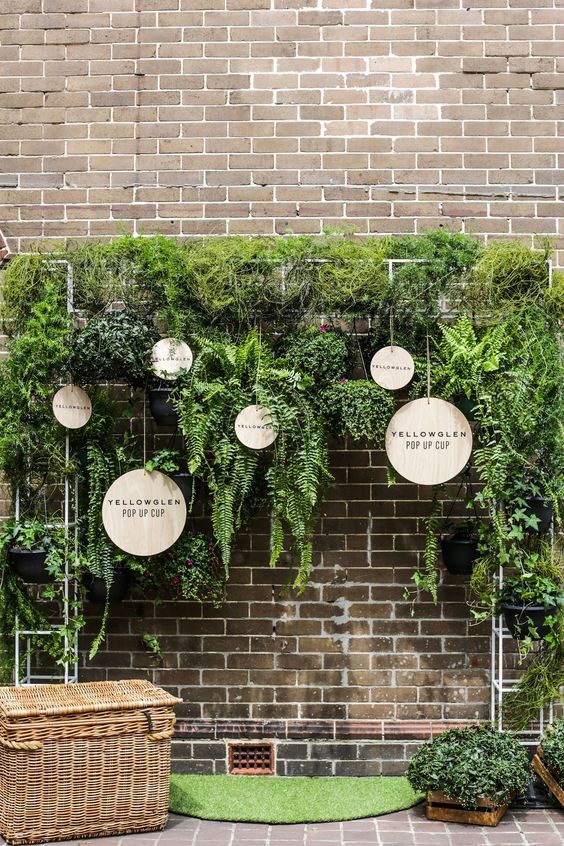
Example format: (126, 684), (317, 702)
(426, 791), (511, 827)
(532, 751), (564, 808)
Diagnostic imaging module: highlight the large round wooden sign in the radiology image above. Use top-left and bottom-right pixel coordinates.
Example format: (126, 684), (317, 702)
(234, 404), (278, 450)
(102, 469), (186, 557)
(370, 346), (414, 390)
(385, 398), (472, 485)
(52, 385), (92, 429)
(151, 338), (193, 380)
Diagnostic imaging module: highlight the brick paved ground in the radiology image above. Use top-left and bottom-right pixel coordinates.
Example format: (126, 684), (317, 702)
(7, 807), (561, 846)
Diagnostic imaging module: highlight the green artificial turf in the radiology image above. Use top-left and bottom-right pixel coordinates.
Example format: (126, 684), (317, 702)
(169, 774), (424, 824)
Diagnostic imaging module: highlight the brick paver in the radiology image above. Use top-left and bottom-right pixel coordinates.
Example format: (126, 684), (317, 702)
(7, 807), (561, 846)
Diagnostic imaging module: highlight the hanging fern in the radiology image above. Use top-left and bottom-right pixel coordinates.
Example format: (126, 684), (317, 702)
(175, 330), (332, 590)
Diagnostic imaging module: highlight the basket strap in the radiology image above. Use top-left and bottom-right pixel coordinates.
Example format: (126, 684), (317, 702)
(0, 737), (42, 751)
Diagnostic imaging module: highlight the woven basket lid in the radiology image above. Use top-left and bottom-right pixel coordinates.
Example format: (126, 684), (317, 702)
(0, 679), (182, 719)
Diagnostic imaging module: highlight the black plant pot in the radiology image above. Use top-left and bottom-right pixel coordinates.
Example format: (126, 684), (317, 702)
(501, 603), (558, 641)
(441, 536), (479, 575)
(454, 393), (478, 422)
(524, 496), (553, 534)
(82, 570), (131, 605)
(9, 548), (52, 584)
(148, 387), (179, 427)
(169, 471), (194, 508)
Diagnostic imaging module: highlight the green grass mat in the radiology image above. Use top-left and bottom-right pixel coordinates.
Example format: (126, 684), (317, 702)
(169, 774), (424, 824)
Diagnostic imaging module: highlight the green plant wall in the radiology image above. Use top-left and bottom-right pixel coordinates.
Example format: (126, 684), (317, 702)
(0, 231), (561, 726)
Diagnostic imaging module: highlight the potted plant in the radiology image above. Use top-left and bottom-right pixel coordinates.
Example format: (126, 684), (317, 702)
(68, 310), (159, 388)
(148, 383), (180, 427)
(441, 519), (480, 575)
(498, 571), (562, 643)
(145, 449), (195, 507)
(407, 724), (530, 826)
(523, 480), (554, 534)
(82, 565), (132, 605)
(2, 520), (65, 584)
(533, 720), (564, 807)
(131, 532), (224, 606)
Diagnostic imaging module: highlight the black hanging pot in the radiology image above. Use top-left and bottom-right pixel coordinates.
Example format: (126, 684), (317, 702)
(9, 548), (52, 584)
(454, 393), (478, 422)
(501, 602), (558, 641)
(441, 535), (479, 575)
(169, 471), (194, 507)
(148, 386), (179, 427)
(524, 496), (553, 534)
(82, 570), (131, 605)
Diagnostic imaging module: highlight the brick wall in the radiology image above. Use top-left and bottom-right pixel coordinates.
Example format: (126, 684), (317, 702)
(1, 0), (564, 264)
(81, 434), (492, 775)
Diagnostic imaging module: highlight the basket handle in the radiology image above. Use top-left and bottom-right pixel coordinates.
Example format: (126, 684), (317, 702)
(0, 737), (42, 751)
(143, 710), (176, 742)
(147, 726), (175, 742)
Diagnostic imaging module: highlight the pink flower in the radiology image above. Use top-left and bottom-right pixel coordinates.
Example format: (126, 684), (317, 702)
(171, 575), (180, 585)
(340, 378), (348, 384)
(186, 558), (193, 568)
(320, 324), (328, 332)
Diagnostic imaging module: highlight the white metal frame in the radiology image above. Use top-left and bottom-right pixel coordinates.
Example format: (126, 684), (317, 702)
(14, 260), (79, 686)
(489, 257), (556, 742)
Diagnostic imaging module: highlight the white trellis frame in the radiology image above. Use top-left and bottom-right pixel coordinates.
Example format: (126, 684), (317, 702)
(490, 258), (555, 743)
(14, 260), (79, 686)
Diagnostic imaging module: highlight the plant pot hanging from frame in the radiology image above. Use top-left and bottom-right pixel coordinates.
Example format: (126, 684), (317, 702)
(8, 548), (52, 584)
(441, 536), (479, 575)
(501, 602), (558, 641)
(82, 569), (131, 605)
(148, 386), (180, 427)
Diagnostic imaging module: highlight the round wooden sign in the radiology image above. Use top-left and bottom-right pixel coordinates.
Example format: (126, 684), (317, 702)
(385, 398), (473, 485)
(151, 338), (193, 381)
(102, 469), (186, 557)
(52, 385), (92, 429)
(370, 346), (415, 390)
(234, 404), (278, 450)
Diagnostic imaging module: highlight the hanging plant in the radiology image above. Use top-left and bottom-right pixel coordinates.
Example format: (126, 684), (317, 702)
(68, 310), (159, 387)
(277, 325), (354, 387)
(131, 532), (224, 607)
(175, 330), (332, 590)
(321, 378), (394, 442)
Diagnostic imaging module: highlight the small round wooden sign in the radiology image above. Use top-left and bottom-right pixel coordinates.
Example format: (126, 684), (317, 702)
(370, 346), (415, 390)
(52, 385), (92, 429)
(234, 404), (278, 450)
(102, 469), (187, 557)
(385, 397), (473, 486)
(151, 338), (193, 381)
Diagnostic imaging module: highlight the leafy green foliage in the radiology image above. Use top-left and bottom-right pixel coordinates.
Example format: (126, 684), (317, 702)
(407, 724), (530, 809)
(69, 310), (159, 387)
(175, 331), (332, 590)
(540, 719), (564, 782)
(322, 379), (394, 442)
(278, 325), (354, 387)
(144, 449), (182, 474)
(0, 281), (70, 502)
(132, 532), (224, 606)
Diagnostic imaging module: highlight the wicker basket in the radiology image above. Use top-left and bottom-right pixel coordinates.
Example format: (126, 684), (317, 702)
(0, 679), (182, 845)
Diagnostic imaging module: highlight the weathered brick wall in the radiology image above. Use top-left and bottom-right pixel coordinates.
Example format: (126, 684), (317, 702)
(1, 0), (564, 264)
(80, 435), (491, 775)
